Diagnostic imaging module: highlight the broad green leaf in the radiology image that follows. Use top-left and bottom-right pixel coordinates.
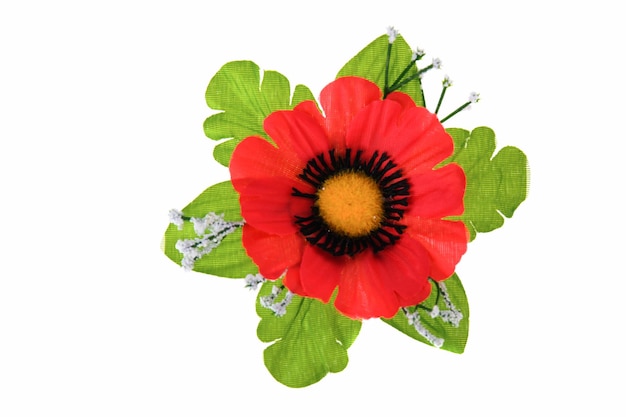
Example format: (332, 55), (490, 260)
(337, 35), (425, 106)
(162, 181), (258, 278)
(256, 279), (361, 387)
(203, 61), (316, 166)
(443, 127), (529, 240)
(382, 274), (469, 353)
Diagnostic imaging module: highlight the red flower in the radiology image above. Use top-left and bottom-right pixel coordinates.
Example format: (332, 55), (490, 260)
(230, 77), (468, 319)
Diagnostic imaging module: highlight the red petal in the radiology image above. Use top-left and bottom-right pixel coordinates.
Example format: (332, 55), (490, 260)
(264, 110), (330, 163)
(406, 164), (466, 218)
(392, 106), (454, 173)
(283, 264), (307, 296)
(345, 99), (402, 152)
(294, 100), (326, 132)
(376, 238), (432, 307)
(230, 136), (304, 192)
(241, 225), (304, 279)
(298, 246), (342, 303)
(351, 104), (452, 174)
(405, 218), (468, 281)
(386, 91), (417, 114)
(334, 251), (400, 319)
(320, 77), (381, 150)
(238, 177), (302, 236)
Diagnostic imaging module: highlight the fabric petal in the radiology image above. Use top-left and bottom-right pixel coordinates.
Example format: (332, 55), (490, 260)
(320, 77), (381, 150)
(352, 104), (452, 174)
(264, 110), (330, 163)
(405, 218), (468, 281)
(241, 225), (305, 279)
(238, 177), (303, 236)
(298, 246), (342, 303)
(385, 91), (417, 115)
(344, 99), (402, 152)
(230, 136), (304, 192)
(334, 251), (400, 319)
(293, 100), (326, 132)
(391, 106), (454, 173)
(406, 164), (466, 218)
(376, 237), (432, 307)
(283, 264), (307, 297)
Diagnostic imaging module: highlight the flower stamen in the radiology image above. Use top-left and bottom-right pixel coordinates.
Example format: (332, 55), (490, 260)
(292, 149), (410, 257)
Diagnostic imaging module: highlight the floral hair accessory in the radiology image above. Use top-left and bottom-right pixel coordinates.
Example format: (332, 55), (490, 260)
(162, 28), (528, 388)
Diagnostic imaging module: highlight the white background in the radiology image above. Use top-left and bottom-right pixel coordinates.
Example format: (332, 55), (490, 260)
(1, 0), (624, 415)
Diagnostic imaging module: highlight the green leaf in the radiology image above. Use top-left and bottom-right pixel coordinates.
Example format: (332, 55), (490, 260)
(382, 274), (469, 353)
(256, 279), (361, 387)
(444, 127), (529, 241)
(337, 35), (424, 106)
(203, 61), (316, 166)
(162, 181), (258, 278)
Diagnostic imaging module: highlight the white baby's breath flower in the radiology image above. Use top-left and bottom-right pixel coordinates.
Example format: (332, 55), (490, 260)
(411, 47), (424, 61)
(404, 309), (444, 348)
(168, 209), (184, 230)
(191, 216), (209, 236)
(386, 26), (399, 44)
(244, 273), (265, 290)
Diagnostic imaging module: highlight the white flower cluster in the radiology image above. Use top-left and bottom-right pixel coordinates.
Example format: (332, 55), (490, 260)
(405, 309), (444, 348)
(244, 273), (266, 291)
(436, 281), (464, 327)
(432, 58), (442, 70)
(468, 91), (480, 103)
(442, 75), (453, 88)
(168, 209), (185, 230)
(403, 281), (465, 348)
(173, 212), (243, 272)
(260, 285), (294, 317)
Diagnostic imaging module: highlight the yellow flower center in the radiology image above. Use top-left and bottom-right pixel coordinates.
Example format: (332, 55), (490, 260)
(316, 171), (384, 237)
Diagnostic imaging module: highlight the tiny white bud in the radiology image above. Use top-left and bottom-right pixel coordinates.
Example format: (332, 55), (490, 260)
(432, 58), (442, 69)
(469, 91), (480, 103)
(430, 305), (440, 318)
(442, 75), (453, 88)
(386, 26), (399, 44)
(411, 47), (424, 61)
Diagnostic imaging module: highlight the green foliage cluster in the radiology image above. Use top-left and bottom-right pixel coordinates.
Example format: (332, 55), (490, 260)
(163, 35), (528, 387)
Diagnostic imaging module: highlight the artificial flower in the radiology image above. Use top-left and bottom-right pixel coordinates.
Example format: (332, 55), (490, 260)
(230, 76), (468, 319)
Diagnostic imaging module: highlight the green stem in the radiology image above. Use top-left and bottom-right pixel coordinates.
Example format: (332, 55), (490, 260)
(387, 58), (416, 96)
(439, 102), (470, 123)
(435, 87), (447, 115)
(433, 279), (441, 306)
(384, 42), (392, 96)
(388, 64), (433, 93)
(416, 304), (433, 313)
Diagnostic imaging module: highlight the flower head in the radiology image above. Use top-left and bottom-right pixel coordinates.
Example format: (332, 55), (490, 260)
(432, 58), (442, 69)
(230, 77), (467, 319)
